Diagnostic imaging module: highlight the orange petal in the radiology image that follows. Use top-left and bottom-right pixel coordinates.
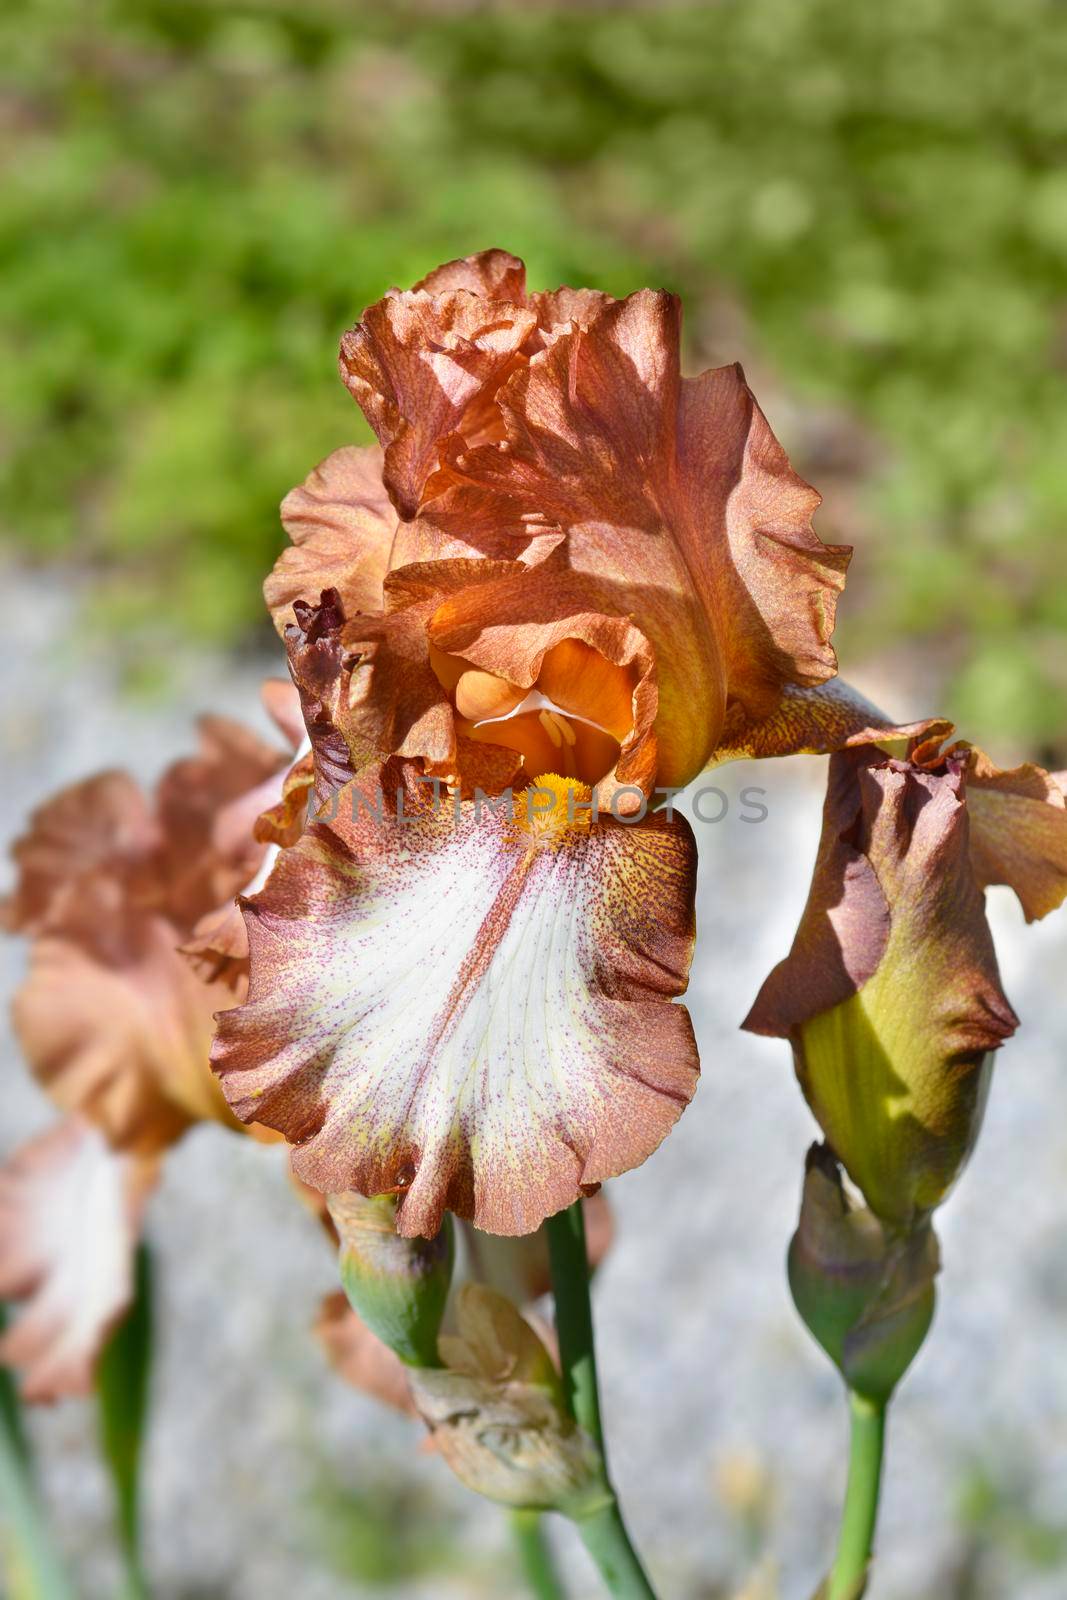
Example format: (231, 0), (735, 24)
(962, 748), (1067, 922)
(14, 911), (240, 1149)
(5, 706), (295, 1149)
(428, 292), (849, 789)
(211, 761), (699, 1237)
(0, 1119), (156, 1403)
(427, 562), (658, 806)
(260, 677), (306, 750)
(266, 446), (396, 635)
(340, 288), (537, 520)
(341, 559), (515, 772)
(413, 249), (527, 299)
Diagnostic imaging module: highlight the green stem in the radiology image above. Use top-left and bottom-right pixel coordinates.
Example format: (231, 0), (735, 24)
(510, 1509), (567, 1600)
(0, 1313), (75, 1600)
(96, 1244), (154, 1600)
(828, 1391), (887, 1600)
(545, 1203), (657, 1600)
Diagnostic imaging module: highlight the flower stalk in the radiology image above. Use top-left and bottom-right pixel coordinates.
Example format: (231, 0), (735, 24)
(545, 1202), (657, 1600)
(827, 1391), (886, 1600)
(510, 1510), (567, 1600)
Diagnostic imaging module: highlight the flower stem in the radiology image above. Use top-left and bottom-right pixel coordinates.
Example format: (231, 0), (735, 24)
(545, 1202), (657, 1600)
(828, 1391), (887, 1600)
(511, 1509), (567, 1600)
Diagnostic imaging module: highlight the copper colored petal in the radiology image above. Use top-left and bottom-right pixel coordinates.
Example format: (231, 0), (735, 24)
(432, 291), (849, 789)
(2, 773), (158, 936)
(14, 908), (240, 1150)
(260, 677), (306, 750)
(212, 761), (698, 1237)
(427, 561), (658, 808)
(267, 446), (396, 634)
(340, 287), (537, 520)
(414, 249), (528, 300)
(963, 748), (1067, 922)
(710, 680), (954, 767)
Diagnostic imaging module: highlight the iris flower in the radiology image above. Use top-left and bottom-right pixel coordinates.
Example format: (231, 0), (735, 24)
(0, 688), (301, 1398)
(213, 250), (942, 1239)
(745, 738), (1067, 1225)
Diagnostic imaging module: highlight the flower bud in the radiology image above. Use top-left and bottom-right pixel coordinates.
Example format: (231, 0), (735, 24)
(326, 1191), (453, 1368)
(408, 1284), (608, 1517)
(788, 1145), (939, 1404)
(745, 746), (1025, 1226)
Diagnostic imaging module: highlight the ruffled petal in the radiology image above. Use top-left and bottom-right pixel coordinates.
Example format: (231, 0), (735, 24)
(431, 291), (849, 788)
(340, 286), (537, 520)
(14, 908), (239, 1149)
(962, 748), (1067, 922)
(427, 560), (659, 809)
(212, 764), (698, 1237)
(414, 249), (527, 300)
(154, 713), (289, 930)
(266, 446), (396, 634)
(0, 1120), (156, 1402)
(1, 773), (158, 936)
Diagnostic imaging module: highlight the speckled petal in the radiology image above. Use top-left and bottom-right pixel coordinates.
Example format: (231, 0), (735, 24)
(212, 765), (698, 1237)
(710, 679), (953, 767)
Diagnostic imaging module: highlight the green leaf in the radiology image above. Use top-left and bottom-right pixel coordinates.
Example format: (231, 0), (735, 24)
(95, 1245), (155, 1600)
(0, 1307), (76, 1600)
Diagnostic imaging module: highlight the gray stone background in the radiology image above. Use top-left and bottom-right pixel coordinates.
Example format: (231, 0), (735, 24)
(2, 562), (1066, 1600)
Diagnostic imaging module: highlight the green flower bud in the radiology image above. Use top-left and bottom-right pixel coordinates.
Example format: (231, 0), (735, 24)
(327, 1191), (453, 1368)
(788, 1145), (939, 1404)
(746, 746), (1024, 1227)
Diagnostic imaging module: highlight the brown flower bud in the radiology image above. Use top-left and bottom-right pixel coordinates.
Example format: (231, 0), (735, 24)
(408, 1284), (608, 1516)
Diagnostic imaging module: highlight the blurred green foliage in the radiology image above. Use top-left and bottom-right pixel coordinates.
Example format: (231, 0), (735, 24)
(2, 0), (1065, 746)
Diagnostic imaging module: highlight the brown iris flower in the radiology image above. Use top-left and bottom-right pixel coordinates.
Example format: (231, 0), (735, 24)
(745, 739), (1067, 1226)
(212, 251), (946, 1240)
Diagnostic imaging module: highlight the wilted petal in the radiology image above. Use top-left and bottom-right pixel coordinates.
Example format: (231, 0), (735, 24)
(461, 1191), (614, 1306)
(745, 747), (1018, 1225)
(340, 284), (537, 520)
(266, 446), (396, 634)
(314, 1289), (417, 1417)
(408, 1284), (605, 1514)
(960, 748), (1067, 922)
(0, 1120), (155, 1402)
(212, 763), (698, 1237)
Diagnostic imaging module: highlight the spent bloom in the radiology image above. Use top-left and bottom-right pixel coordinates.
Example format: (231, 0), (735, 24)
(746, 738), (1067, 1227)
(213, 249), (945, 1239)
